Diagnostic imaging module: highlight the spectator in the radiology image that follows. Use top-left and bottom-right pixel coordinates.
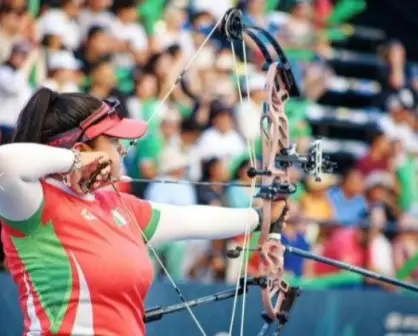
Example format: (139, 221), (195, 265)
(178, 118), (203, 181)
(129, 107), (181, 198)
(145, 146), (197, 280)
(78, 0), (114, 39)
(394, 139), (418, 213)
(300, 175), (336, 221)
(154, 6), (194, 58)
(314, 227), (367, 276)
(278, 0), (315, 50)
(87, 58), (129, 117)
(0, 4), (26, 62)
(35, 19), (68, 85)
(378, 90), (418, 153)
(37, 0), (82, 51)
(326, 167), (368, 226)
(0, 41), (36, 142)
(244, 0), (274, 32)
(127, 72), (161, 122)
(356, 129), (392, 176)
(282, 221), (311, 278)
(365, 213), (396, 291)
(364, 171), (400, 226)
(236, 72), (266, 141)
(76, 25), (113, 74)
(393, 218), (418, 283)
(42, 51), (81, 93)
(197, 101), (246, 166)
(110, 0), (148, 69)
(377, 40), (411, 96)
(192, 0), (233, 20)
(212, 49), (236, 106)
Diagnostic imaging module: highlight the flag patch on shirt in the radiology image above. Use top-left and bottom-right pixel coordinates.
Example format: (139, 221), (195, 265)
(112, 209), (127, 227)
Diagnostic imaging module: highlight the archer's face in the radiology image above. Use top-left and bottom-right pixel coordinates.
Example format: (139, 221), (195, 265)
(91, 135), (124, 179)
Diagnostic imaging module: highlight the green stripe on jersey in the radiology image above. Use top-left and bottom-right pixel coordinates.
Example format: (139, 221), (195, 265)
(1, 200), (45, 236)
(12, 220), (73, 334)
(143, 209), (160, 242)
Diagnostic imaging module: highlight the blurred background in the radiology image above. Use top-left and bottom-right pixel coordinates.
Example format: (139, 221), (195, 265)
(2, 0), (418, 335)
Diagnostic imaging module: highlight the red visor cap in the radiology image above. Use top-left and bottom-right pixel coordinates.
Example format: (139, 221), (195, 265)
(81, 103), (149, 141)
(102, 117), (148, 139)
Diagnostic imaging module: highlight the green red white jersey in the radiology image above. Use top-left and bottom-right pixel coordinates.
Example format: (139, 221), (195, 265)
(1, 180), (160, 336)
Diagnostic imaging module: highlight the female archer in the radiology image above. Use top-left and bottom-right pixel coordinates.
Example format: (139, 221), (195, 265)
(0, 88), (287, 336)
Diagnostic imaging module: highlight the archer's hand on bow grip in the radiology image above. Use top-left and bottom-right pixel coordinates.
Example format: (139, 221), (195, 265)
(270, 201), (289, 234)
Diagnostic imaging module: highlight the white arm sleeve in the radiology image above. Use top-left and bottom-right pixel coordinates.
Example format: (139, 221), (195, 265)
(0, 143), (75, 221)
(148, 202), (259, 246)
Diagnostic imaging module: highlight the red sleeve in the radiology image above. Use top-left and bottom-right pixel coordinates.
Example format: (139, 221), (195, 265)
(120, 193), (160, 241)
(120, 193), (152, 231)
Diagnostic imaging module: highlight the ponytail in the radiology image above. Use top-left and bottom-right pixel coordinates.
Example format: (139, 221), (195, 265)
(12, 87), (59, 143)
(12, 87), (102, 144)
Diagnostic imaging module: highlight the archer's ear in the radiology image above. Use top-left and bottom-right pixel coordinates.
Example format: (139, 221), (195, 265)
(73, 142), (92, 152)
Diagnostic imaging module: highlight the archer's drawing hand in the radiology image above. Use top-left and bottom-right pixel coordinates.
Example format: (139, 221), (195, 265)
(68, 151), (112, 194)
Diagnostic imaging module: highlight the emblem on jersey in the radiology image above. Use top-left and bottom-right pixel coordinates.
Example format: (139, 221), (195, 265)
(81, 209), (97, 221)
(112, 209), (127, 227)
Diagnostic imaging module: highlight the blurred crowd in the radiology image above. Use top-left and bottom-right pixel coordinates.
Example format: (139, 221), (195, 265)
(0, 0), (418, 291)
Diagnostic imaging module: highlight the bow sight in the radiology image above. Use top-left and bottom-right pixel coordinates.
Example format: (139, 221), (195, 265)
(248, 140), (337, 200)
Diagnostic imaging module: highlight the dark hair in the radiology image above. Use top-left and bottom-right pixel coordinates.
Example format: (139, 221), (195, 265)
(143, 52), (164, 74)
(87, 25), (107, 41)
(233, 158), (251, 180)
(368, 128), (385, 144)
(181, 118), (203, 133)
(89, 56), (112, 74)
(166, 44), (181, 58)
(200, 157), (221, 182)
(12, 87), (102, 144)
(111, 0), (137, 13)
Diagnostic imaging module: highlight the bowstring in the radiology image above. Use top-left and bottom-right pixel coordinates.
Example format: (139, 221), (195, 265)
(110, 183), (207, 335)
(239, 38), (257, 336)
(227, 39), (258, 336)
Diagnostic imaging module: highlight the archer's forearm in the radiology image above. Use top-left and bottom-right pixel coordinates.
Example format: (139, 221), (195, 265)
(148, 203), (259, 246)
(0, 143), (74, 221)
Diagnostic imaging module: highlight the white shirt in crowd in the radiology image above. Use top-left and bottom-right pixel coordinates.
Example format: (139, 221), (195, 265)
(192, 0), (234, 20)
(0, 65), (32, 127)
(42, 79), (80, 93)
(369, 234), (395, 276)
(154, 27), (195, 59)
(78, 9), (116, 39)
(197, 128), (246, 165)
(37, 9), (81, 51)
(236, 99), (262, 141)
(109, 19), (148, 69)
(378, 115), (418, 153)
